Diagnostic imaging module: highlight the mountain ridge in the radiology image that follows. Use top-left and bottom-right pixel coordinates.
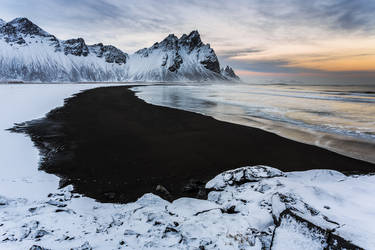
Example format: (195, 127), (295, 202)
(0, 17), (239, 82)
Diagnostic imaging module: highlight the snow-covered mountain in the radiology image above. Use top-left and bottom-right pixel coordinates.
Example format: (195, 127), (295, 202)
(0, 17), (239, 82)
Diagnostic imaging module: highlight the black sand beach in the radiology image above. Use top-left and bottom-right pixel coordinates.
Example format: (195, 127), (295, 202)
(12, 86), (375, 202)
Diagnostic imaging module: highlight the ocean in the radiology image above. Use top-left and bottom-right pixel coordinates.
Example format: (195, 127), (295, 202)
(132, 83), (375, 164)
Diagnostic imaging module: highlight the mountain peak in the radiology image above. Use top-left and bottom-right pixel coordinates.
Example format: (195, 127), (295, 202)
(179, 30), (202, 50)
(221, 66), (240, 80)
(7, 17), (50, 37)
(157, 34), (178, 50)
(0, 18), (5, 27)
(187, 30), (200, 39)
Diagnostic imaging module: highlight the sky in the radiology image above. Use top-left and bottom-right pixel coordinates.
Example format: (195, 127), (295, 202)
(1, 0), (375, 84)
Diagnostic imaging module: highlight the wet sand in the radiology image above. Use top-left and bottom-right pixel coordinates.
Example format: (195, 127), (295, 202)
(11, 86), (375, 203)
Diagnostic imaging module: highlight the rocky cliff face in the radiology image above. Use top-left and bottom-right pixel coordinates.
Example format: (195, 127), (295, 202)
(0, 17), (239, 82)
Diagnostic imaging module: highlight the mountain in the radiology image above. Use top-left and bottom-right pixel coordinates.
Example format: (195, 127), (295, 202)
(221, 66), (240, 80)
(0, 17), (239, 82)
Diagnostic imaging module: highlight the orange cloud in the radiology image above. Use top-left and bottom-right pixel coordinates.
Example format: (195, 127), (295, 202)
(228, 37), (375, 73)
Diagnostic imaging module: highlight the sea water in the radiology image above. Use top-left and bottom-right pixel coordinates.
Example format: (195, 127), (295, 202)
(133, 83), (375, 164)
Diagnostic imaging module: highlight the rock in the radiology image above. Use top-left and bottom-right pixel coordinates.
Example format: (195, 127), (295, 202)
(271, 193), (286, 225)
(33, 230), (49, 239)
(71, 241), (92, 250)
(168, 198), (221, 217)
(29, 245), (50, 250)
(46, 200), (66, 207)
(271, 210), (364, 250)
(206, 165), (285, 190)
(155, 185), (170, 196)
(0, 196), (9, 206)
(221, 66), (240, 80)
(88, 43), (128, 64)
(271, 210), (328, 249)
(168, 53), (183, 72)
(62, 38), (88, 56)
(28, 207), (38, 213)
(135, 193), (170, 208)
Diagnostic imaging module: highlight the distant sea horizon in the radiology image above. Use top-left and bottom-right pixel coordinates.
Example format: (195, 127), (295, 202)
(133, 82), (375, 164)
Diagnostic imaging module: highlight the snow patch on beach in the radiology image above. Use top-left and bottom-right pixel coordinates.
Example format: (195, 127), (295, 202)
(0, 84), (123, 200)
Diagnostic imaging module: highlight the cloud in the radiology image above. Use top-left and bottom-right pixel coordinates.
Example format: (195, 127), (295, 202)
(217, 48), (262, 59)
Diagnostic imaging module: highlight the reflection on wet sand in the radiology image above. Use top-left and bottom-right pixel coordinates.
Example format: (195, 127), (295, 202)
(133, 84), (375, 164)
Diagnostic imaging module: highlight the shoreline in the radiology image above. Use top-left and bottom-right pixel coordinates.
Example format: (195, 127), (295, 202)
(11, 86), (375, 203)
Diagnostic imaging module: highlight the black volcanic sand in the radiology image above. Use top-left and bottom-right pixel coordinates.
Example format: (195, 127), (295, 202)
(11, 86), (375, 203)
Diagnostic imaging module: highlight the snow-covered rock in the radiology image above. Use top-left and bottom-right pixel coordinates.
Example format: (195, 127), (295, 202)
(206, 165), (284, 190)
(0, 17), (239, 82)
(1, 165), (373, 249)
(221, 65), (240, 81)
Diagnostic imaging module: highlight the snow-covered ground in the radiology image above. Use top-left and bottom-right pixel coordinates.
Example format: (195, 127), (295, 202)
(0, 83), (124, 200)
(1, 84), (375, 249)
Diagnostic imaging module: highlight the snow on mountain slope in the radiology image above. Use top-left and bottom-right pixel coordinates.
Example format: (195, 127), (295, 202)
(0, 18), (128, 82)
(126, 31), (227, 81)
(0, 17), (239, 82)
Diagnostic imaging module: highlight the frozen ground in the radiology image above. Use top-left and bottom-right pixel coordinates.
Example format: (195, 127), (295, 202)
(0, 84), (374, 249)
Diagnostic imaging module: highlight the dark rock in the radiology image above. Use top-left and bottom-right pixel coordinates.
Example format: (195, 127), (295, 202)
(271, 209), (364, 249)
(179, 30), (203, 52)
(200, 49), (220, 73)
(159, 34), (179, 51)
(28, 207), (38, 213)
(34, 230), (49, 239)
(155, 185), (172, 200)
(155, 185), (170, 195)
(16, 37), (26, 45)
(63, 38), (88, 56)
(8, 18), (49, 37)
(30, 245), (50, 250)
(168, 53), (183, 72)
(88, 43), (128, 64)
(164, 226), (178, 235)
(0, 18), (55, 45)
(0, 197), (8, 206)
(221, 66), (240, 80)
(223, 205), (238, 214)
(327, 233), (364, 250)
